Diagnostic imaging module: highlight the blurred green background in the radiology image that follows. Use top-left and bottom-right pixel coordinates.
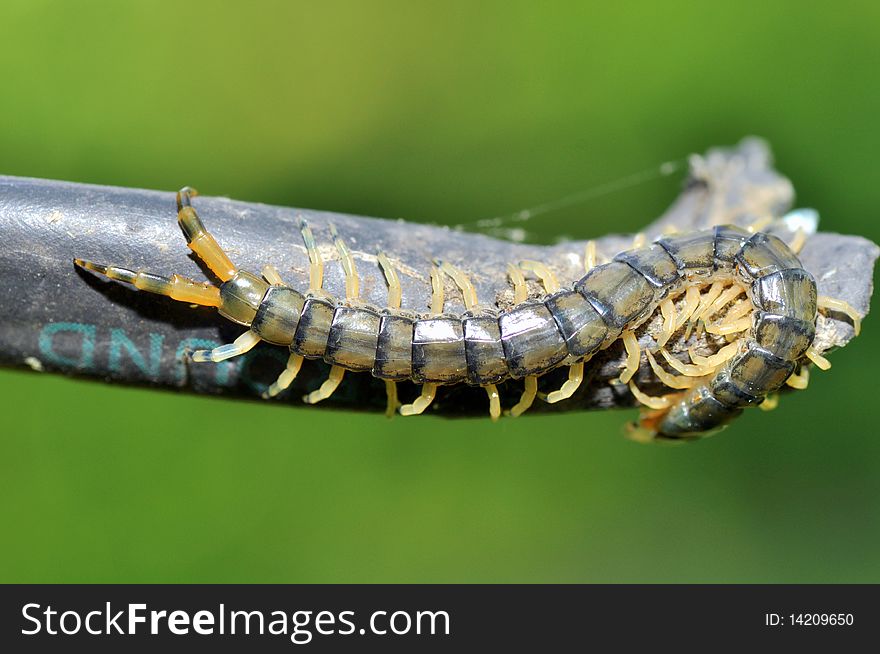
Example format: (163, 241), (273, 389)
(1, 1), (878, 583)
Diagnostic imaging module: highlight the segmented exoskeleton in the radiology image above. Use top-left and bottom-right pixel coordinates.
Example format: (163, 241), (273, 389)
(74, 187), (863, 441)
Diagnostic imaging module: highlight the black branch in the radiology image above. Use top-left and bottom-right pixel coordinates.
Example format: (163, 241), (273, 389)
(0, 138), (876, 416)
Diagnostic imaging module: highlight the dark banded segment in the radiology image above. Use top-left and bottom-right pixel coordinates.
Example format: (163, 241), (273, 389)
(498, 301), (567, 378)
(614, 244), (680, 298)
(218, 270), (270, 325)
(721, 340), (797, 399)
(251, 286), (305, 346)
(574, 261), (654, 330)
(373, 310), (415, 381)
(752, 312), (815, 360)
(291, 295), (336, 359)
(735, 232), (802, 279)
(412, 315), (467, 384)
(750, 268), (818, 319)
(657, 386), (742, 439)
(713, 225), (750, 270)
(463, 310), (507, 385)
(545, 290), (608, 362)
(657, 231), (715, 276)
(325, 305), (381, 372)
(709, 367), (763, 408)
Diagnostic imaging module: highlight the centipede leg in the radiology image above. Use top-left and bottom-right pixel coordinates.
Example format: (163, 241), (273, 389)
(628, 380), (673, 410)
(263, 352), (304, 398)
(656, 297), (676, 348)
(191, 330), (262, 363)
(519, 260), (560, 294)
(632, 232), (646, 249)
(817, 296), (862, 336)
(384, 380), (401, 417)
(507, 263), (528, 303)
(176, 187), (238, 281)
(299, 217), (324, 292)
(262, 264), (285, 285)
(645, 350), (699, 389)
(303, 365), (346, 404)
(618, 330), (641, 384)
(759, 394), (779, 411)
(545, 363), (584, 404)
(330, 224), (359, 300)
(378, 252), (402, 309)
(509, 375), (538, 417)
(438, 260), (479, 310)
(483, 384), (501, 421)
(674, 285), (702, 330)
(399, 383), (439, 416)
(805, 346), (831, 371)
(785, 366), (809, 390)
(584, 241), (597, 273)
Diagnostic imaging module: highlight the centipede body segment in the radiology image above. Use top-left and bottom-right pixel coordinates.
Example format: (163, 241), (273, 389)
(74, 184), (865, 443)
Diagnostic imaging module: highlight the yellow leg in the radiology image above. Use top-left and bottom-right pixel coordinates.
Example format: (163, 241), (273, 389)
(693, 282), (724, 322)
(584, 240), (597, 272)
(646, 350), (699, 389)
(263, 352), (304, 398)
(330, 224), (359, 300)
(817, 296), (862, 336)
(192, 330), (261, 363)
(657, 297), (677, 348)
(619, 330), (641, 384)
(688, 342), (739, 368)
(519, 260), (560, 294)
(430, 265), (445, 314)
(378, 252), (402, 309)
(704, 316), (752, 336)
(298, 217), (324, 292)
(790, 228), (807, 254)
(785, 366), (810, 390)
(545, 363), (584, 403)
(759, 394), (779, 411)
(483, 384), (501, 421)
(439, 260), (479, 310)
(632, 232), (647, 249)
(712, 298), (752, 326)
(747, 214), (774, 233)
(628, 380), (672, 410)
(509, 375), (538, 417)
(805, 346), (831, 371)
(399, 382), (438, 416)
(261, 264), (285, 285)
(176, 187), (238, 281)
(659, 348), (712, 377)
(303, 365), (346, 404)
(507, 263), (528, 303)
(703, 284), (744, 320)
(384, 380), (401, 417)
(674, 286), (702, 330)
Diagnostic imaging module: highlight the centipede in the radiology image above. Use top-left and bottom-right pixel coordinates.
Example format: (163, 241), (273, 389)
(71, 178), (865, 443)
